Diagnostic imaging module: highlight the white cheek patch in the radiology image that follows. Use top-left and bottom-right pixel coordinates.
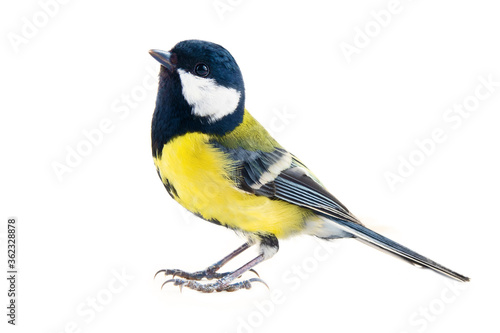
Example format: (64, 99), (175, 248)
(177, 69), (241, 122)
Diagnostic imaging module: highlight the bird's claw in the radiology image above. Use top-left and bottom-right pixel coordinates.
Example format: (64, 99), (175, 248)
(249, 269), (260, 277)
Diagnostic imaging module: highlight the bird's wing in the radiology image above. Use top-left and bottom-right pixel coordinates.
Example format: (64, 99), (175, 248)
(257, 160), (362, 225)
(212, 141), (469, 282)
(212, 141), (360, 224)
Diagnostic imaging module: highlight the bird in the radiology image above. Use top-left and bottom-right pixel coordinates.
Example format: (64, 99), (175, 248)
(148, 39), (469, 293)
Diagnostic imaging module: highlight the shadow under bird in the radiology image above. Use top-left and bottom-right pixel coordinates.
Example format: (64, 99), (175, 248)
(149, 39), (469, 293)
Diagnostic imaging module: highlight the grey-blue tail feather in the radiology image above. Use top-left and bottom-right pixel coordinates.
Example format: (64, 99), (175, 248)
(329, 218), (470, 282)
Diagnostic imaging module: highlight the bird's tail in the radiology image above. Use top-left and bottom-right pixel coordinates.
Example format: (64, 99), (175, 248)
(324, 217), (470, 282)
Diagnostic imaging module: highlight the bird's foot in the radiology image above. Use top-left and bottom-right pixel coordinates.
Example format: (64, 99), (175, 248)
(154, 266), (259, 281)
(162, 277), (268, 293)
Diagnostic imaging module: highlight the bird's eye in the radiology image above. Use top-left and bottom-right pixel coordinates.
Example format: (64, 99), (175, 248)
(194, 63), (210, 77)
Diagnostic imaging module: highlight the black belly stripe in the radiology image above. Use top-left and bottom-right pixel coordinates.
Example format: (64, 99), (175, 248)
(163, 178), (178, 199)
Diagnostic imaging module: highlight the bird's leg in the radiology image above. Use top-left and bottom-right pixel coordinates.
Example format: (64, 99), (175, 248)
(155, 242), (255, 281)
(162, 235), (278, 292)
(203, 241), (254, 277)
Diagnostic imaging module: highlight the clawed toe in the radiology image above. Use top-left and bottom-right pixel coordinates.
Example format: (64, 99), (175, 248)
(154, 266), (260, 282)
(223, 278), (269, 292)
(154, 269), (181, 279)
(154, 268), (231, 281)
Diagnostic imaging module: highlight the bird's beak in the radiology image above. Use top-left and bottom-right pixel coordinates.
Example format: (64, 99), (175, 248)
(149, 49), (175, 71)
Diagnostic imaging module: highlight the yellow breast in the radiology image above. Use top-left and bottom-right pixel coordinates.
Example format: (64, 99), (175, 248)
(153, 132), (312, 238)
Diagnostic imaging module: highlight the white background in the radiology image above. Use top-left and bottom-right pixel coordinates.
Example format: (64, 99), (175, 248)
(1, 0), (499, 332)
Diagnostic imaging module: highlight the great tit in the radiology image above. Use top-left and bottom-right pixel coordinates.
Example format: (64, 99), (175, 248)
(149, 40), (469, 293)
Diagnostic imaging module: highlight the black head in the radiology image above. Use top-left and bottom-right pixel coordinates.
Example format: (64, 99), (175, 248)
(150, 40), (245, 155)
